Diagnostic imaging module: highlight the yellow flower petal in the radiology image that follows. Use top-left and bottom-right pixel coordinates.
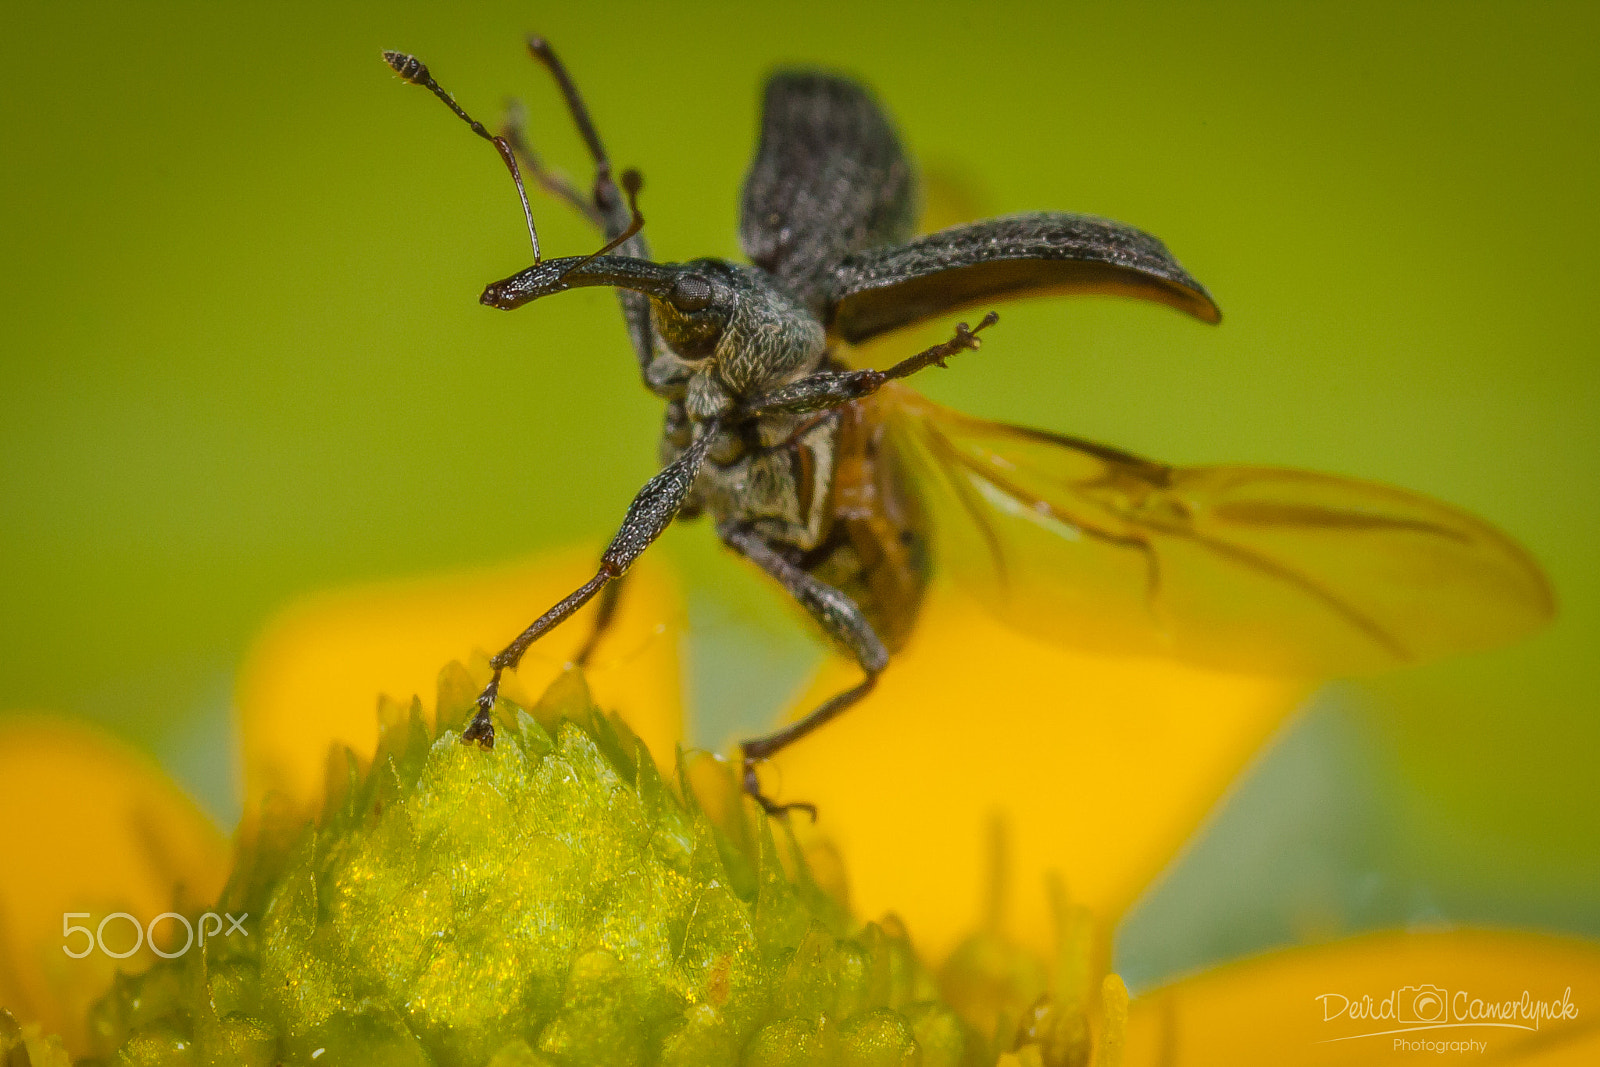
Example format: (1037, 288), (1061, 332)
(237, 548), (683, 811)
(1122, 929), (1600, 1065)
(767, 584), (1309, 963)
(0, 717), (228, 1056)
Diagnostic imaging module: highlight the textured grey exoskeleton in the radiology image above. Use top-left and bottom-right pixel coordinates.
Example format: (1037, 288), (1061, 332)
(386, 38), (1557, 816)
(383, 43), (1223, 815)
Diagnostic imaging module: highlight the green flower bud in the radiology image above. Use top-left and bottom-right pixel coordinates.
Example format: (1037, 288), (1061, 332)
(84, 665), (977, 1067)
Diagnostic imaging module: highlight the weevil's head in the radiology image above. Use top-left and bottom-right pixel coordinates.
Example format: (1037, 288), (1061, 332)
(481, 255), (731, 357)
(482, 256), (825, 392)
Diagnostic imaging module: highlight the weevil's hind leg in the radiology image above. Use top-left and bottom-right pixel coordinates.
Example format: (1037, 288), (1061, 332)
(719, 524), (890, 819)
(573, 571), (626, 670)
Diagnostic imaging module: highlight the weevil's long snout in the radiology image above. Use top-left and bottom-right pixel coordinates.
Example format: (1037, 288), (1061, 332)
(480, 255), (679, 309)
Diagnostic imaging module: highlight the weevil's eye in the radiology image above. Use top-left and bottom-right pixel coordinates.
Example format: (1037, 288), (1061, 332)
(669, 273), (714, 312)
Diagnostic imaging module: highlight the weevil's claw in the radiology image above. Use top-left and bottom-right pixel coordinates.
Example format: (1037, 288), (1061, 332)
(462, 681), (499, 749)
(741, 754), (818, 821)
(951, 312), (999, 354)
(767, 799), (819, 822)
(882, 311), (1000, 383)
(462, 712), (496, 749)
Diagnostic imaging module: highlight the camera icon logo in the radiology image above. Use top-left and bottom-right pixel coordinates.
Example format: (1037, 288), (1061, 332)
(1398, 984), (1449, 1024)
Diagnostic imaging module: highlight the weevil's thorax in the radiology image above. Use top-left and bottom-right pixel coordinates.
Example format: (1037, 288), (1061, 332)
(642, 259), (826, 420)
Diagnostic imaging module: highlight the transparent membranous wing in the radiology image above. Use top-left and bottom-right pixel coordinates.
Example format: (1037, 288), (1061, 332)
(881, 386), (1554, 676)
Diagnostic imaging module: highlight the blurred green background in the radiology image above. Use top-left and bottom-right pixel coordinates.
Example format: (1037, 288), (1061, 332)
(2, 1), (1595, 984)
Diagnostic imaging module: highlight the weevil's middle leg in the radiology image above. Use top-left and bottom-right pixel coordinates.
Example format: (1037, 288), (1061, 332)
(719, 524), (889, 819)
(738, 313), (999, 420)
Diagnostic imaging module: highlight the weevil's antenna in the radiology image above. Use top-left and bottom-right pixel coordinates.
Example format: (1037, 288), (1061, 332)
(383, 50), (542, 264)
(557, 169), (646, 281)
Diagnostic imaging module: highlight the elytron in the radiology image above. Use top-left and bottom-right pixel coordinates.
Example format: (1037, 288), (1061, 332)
(385, 40), (1552, 816)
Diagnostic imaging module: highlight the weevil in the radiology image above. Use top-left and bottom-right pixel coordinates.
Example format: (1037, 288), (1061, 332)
(384, 40), (1552, 816)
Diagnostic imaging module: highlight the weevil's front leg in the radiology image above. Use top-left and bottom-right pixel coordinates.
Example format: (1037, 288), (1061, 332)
(519, 37), (657, 374)
(522, 37), (639, 249)
(719, 523), (890, 819)
(741, 312), (999, 419)
(463, 421), (720, 747)
(499, 98), (608, 232)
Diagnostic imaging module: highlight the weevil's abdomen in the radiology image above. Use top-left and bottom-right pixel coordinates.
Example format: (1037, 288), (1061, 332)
(801, 396), (929, 653)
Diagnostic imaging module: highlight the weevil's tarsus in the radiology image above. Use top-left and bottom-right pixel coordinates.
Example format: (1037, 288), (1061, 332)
(740, 671), (880, 821)
(465, 566), (614, 748)
(464, 422), (721, 748)
(882, 311), (999, 377)
(383, 50), (541, 263)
